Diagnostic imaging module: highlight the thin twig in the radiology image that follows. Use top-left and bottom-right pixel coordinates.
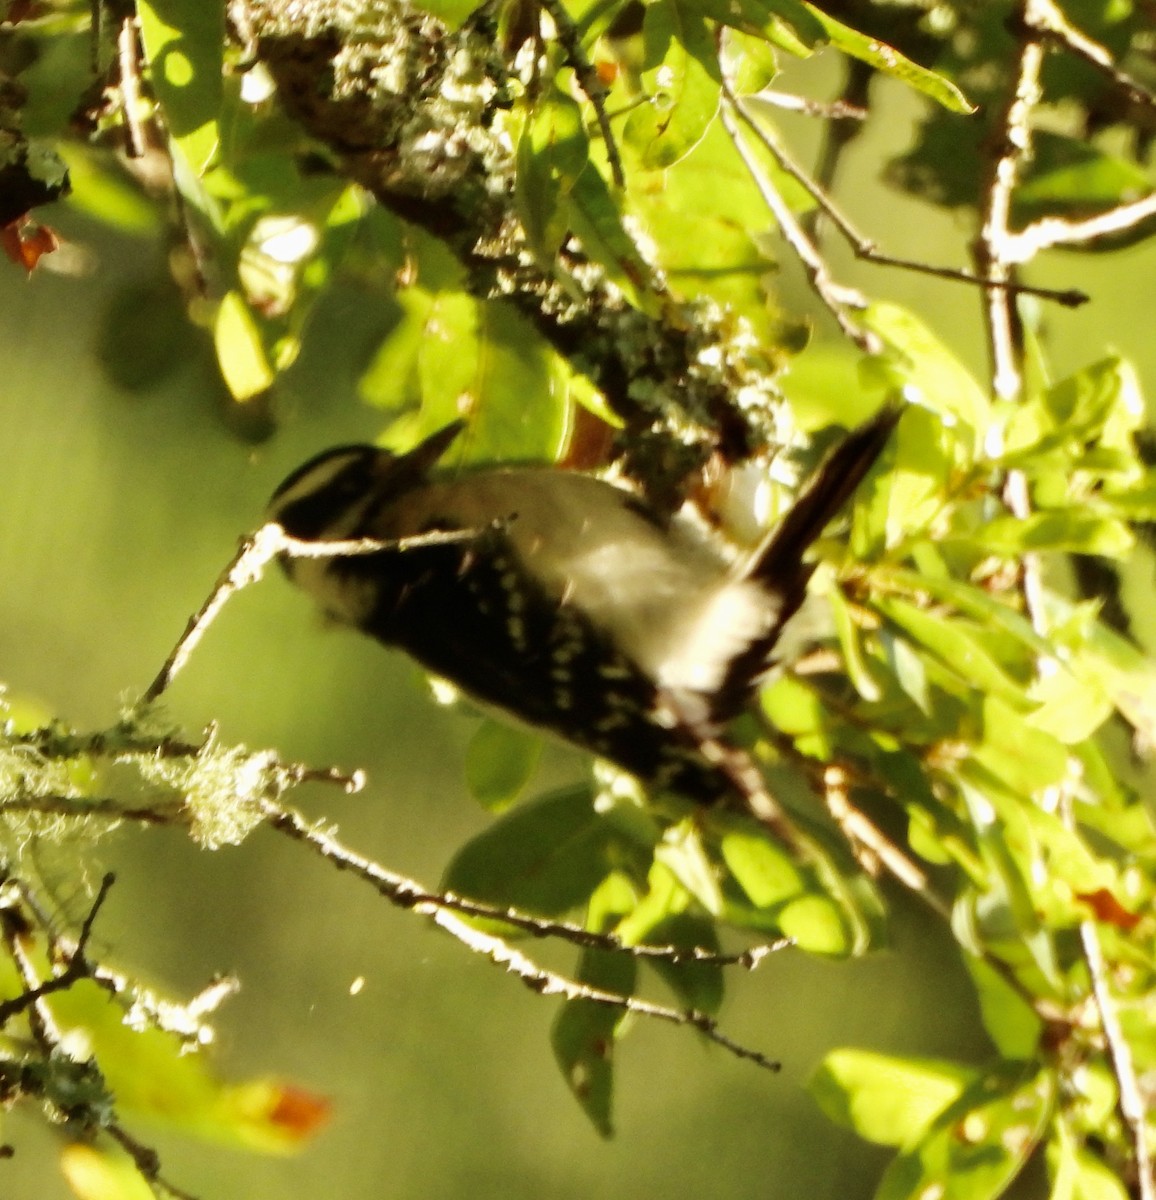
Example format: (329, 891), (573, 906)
(974, 1), (1050, 626)
(753, 89), (868, 122)
(1054, 785), (1155, 1200)
(1006, 191), (1156, 259)
(138, 522), (483, 706)
(1079, 918), (1154, 1200)
(718, 93), (878, 353)
(737, 91), (1086, 308)
(263, 799), (786, 969)
(821, 764), (942, 906)
(107, 1123), (202, 1200)
(974, 1), (1046, 400)
(0, 873), (116, 1026)
(536, 0), (625, 188)
(433, 900), (782, 1071)
(116, 13), (147, 159)
(1023, 0), (1156, 114)
(263, 800), (782, 1070)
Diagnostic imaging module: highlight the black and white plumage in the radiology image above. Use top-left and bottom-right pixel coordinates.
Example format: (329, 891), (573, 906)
(267, 410), (898, 830)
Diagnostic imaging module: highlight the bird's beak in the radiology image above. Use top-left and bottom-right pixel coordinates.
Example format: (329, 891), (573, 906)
(370, 421), (465, 499)
(402, 421), (465, 471)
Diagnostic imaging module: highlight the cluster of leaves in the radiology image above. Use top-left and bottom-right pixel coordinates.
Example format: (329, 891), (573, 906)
(3, 0), (1156, 1198)
(449, 325), (1156, 1183)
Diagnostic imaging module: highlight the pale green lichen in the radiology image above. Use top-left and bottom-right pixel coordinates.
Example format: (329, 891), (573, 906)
(134, 737), (278, 850)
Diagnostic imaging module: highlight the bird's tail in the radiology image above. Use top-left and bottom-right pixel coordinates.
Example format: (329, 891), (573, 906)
(708, 406), (899, 721)
(747, 405), (900, 586)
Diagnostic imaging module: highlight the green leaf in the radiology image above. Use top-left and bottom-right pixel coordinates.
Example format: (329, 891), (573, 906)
(852, 404), (948, 555)
(874, 598), (1029, 707)
(802, 5), (974, 114)
(861, 302), (990, 436)
(36, 979), (328, 1152)
(777, 893), (856, 955)
(809, 1049), (975, 1148)
(969, 696), (1069, 798)
(754, 0), (825, 46)
(567, 165), (662, 313)
(551, 873), (639, 1137)
(214, 290), (274, 403)
(1025, 665), (1113, 745)
(442, 785), (619, 917)
(59, 146), (162, 235)
(464, 720), (542, 811)
(1043, 593), (1156, 747)
(406, 0), (480, 28)
(551, 944), (636, 1137)
(971, 512), (1134, 559)
(655, 820), (725, 916)
(1048, 1124), (1131, 1200)
(626, 118), (783, 332)
(516, 90), (591, 264)
(359, 288), (437, 415)
(963, 956), (1042, 1060)
(644, 911), (724, 1014)
(61, 1144), (158, 1200)
(1015, 132), (1155, 224)
(138, 0), (224, 175)
(624, 0), (720, 170)
(829, 586), (882, 701)
(876, 1066), (1055, 1200)
(720, 824), (806, 908)
(451, 303), (570, 463)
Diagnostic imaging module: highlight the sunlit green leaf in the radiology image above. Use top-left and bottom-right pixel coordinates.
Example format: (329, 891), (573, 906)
(810, 1049), (975, 1148)
(720, 824), (806, 908)
(973, 511), (1133, 559)
(875, 598), (1029, 706)
(778, 893), (854, 955)
(964, 957), (1042, 1060)
(624, 0), (720, 170)
(1048, 1123), (1131, 1200)
(801, 5), (974, 113)
(852, 403), (947, 555)
(829, 586), (881, 701)
(861, 302), (990, 437)
(517, 89), (590, 264)
(214, 289), (274, 403)
(567, 166), (662, 313)
(138, 0), (224, 175)
(655, 820), (725, 916)
(59, 147), (161, 234)
(34, 979), (329, 1153)
(969, 696), (1069, 797)
(406, 0), (479, 27)
(876, 1066), (1055, 1200)
(60, 1143), (157, 1200)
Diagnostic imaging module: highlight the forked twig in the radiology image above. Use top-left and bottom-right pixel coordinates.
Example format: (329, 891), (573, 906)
(139, 522), (483, 706)
(262, 799), (784, 1071)
(730, 85), (1086, 309)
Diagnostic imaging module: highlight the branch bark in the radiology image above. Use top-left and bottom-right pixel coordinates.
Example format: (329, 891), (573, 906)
(231, 0), (788, 495)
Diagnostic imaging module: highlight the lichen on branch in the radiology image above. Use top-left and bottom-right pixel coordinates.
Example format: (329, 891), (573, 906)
(231, 0), (787, 496)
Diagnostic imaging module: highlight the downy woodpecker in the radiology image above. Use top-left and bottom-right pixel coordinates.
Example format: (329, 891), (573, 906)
(268, 409), (898, 835)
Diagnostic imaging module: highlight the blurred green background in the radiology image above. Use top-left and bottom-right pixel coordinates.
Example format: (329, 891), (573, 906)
(3, 58), (1156, 1199)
